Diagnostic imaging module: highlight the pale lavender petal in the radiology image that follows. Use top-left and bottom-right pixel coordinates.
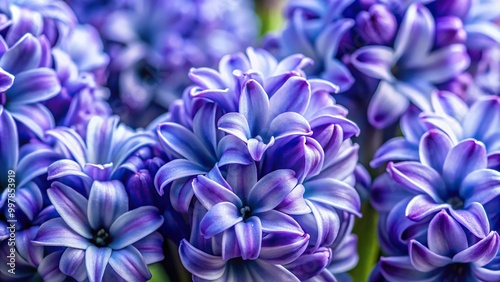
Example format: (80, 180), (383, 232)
(247, 137), (275, 161)
(387, 162), (444, 202)
(405, 194), (448, 221)
(239, 79), (269, 133)
(200, 202), (242, 238)
(179, 239), (226, 280)
(419, 129), (453, 173)
(371, 137), (419, 168)
(248, 260), (300, 282)
(304, 178), (361, 217)
(471, 265), (500, 281)
(428, 211), (467, 256)
(368, 81), (409, 129)
(9, 103), (54, 138)
(0, 68), (14, 92)
(222, 228), (242, 260)
(453, 232), (499, 266)
(47, 159), (89, 181)
(269, 77), (310, 119)
(409, 240), (452, 272)
(188, 67), (226, 89)
(109, 206), (164, 249)
(85, 116), (118, 165)
(259, 232), (310, 265)
(157, 122), (214, 166)
(394, 4), (434, 66)
(88, 180), (129, 230)
(449, 202), (490, 238)
(218, 112), (251, 142)
(350, 46), (394, 81)
(38, 251), (66, 282)
(269, 112), (311, 139)
(276, 184), (311, 215)
(413, 44), (470, 83)
(217, 135), (253, 166)
(6, 68), (60, 105)
(193, 175), (242, 209)
(460, 169), (500, 205)
(45, 127), (87, 166)
(85, 246), (112, 282)
(431, 90), (468, 121)
(60, 248), (87, 281)
(235, 217), (262, 260)
(108, 246), (152, 281)
(442, 139), (487, 188)
(47, 182), (92, 238)
(379, 256), (441, 282)
(133, 232), (164, 264)
(0, 34), (41, 75)
(462, 97), (500, 142)
(419, 113), (463, 143)
(247, 169), (298, 213)
(154, 159), (207, 196)
(258, 210), (303, 235)
(33, 218), (90, 249)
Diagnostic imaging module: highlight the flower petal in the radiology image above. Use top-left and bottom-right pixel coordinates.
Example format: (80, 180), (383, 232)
(268, 76), (310, 119)
(387, 162), (444, 202)
(109, 206), (164, 249)
(371, 137), (419, 168)
(108, 246), (152, 281)
(409, 240), (452, 272)
(427, 210), (467, 256)
(368, 81), (409, 129)
(47, 182), (92, 238)
(247, 137), (275, 161)
(88, 180), (129, 230)
(303, 178), (361, 217)
(413, 44), (470, 83)
(405, 194), (448, 221)
(60, 248), (87, 281)
(193, 174), (242, 210)
(9, 103), (54, 138)
(247, 169), (298, 213)
(6, 68), (60, 105)
(33, 218), (90, 249)
(200, 202), (242, 238)
(442, 139), (487, 189)
(449, 202), (490, 238)
(179, 239), (226, 280)
(38, 251), (66, 282)
(239, 79), (269, 134)
(351, 46), (395, 81)
(259, 232), (310, 265)
(85, 246), (112, 282)
(218, 112), (251, 142)
(86, 116), (118, 165)
(379, 256), (441, 282)
(133, 232), (164, 264)
(47, 159), (89, 181)
(0, 68), (14, 92)
(460, 169), (500, 205)
(0, 34), (41, 75)
(394, 4), (434, 66)
(419, 129), (453, 174)
(453, 232), (499, 266)
(258, 210), (303, 235)
(154, 159), (207, 196)
(269, 112), (312, 139)
(235, 217), (262, 260)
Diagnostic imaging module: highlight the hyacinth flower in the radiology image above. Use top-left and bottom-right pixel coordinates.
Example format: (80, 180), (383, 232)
(377, 211), (500, 281)
(45, 116), (156, 191)
(350, 3), (470, 128)
(264, 0), (356, 92)
(468, 47), (500, 100)
(33, 179), (164, 281)
(98, 0), (259, 117)
(372, 92), (500, 170)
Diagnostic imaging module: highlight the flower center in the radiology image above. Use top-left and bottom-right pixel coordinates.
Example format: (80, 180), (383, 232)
(447, 196), (464, 210)
(445, 263), (469, 280)
(240, 206), (251, 219)
(92, 228), (111, 247)
(391, 64), (401, 78)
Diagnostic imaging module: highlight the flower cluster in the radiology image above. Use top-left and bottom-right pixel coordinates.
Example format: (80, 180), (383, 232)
(65, 0), (260, 126)
(155, 48), (363, 280)
(266, 0), (500, 128)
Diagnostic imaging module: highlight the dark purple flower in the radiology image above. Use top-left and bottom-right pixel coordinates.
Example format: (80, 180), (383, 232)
(33, 179), (164, 281)
(356, 4), (398, 45)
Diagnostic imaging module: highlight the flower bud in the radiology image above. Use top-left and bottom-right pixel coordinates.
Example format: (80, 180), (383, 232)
(356, 4), (397, 45)
(435, 16), (467, 48)
(429, 0), (472, 18)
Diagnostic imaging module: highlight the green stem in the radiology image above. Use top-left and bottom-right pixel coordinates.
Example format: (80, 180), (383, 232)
(255, 0), (285, 35)
(350, 203), (379, 282)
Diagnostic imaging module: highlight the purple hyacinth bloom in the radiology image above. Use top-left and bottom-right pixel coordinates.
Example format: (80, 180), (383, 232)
(356, 4), (398, 45)
(99, 0), (259, 116)
(377, 211), (500, 281)
(468, 47), (500, 100)
(434, 16), (467, 48)
(33, 179), (164, 281)
(264, 0), (356, 92)
(371, 92), (500, 170)
(351, 4), (470, 128)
